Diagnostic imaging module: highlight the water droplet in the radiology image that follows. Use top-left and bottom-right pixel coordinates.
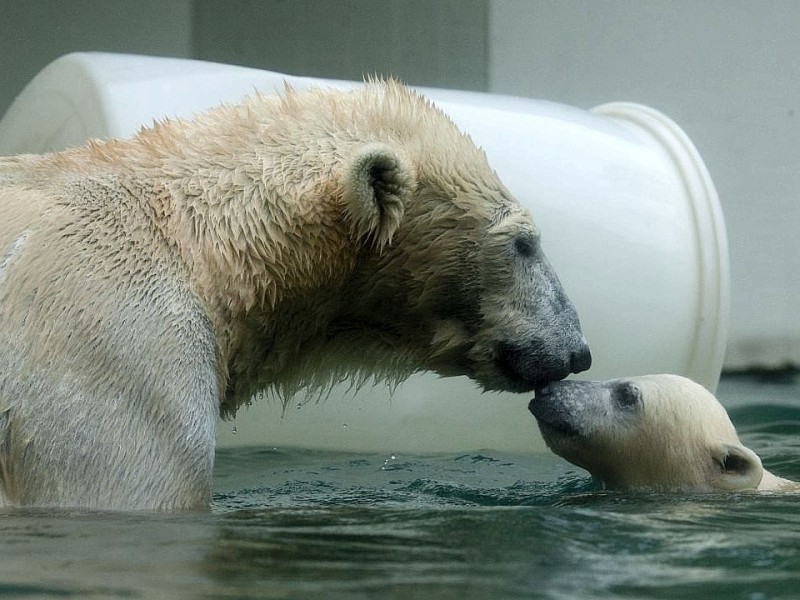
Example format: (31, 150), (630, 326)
(231, 427), (237, 435)
(381, 454), (398, 470)
(342, 423), (348, 429)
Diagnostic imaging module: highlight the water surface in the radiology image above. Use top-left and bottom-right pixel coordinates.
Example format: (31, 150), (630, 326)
(1, 374), (799, 599)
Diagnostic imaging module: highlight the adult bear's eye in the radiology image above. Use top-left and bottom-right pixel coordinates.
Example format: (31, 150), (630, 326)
(513, 234), (537, 259)
(615, 383), (641, 408)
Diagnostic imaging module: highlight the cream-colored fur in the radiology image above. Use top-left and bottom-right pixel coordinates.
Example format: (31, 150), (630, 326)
(530, 374), (799, 493)
(0, 81), (590, 510)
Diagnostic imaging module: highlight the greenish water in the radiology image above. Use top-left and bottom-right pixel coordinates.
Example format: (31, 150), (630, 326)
(1, 374), (799, 599)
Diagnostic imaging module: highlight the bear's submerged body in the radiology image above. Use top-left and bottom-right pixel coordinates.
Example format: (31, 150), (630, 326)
(0, 154), (221, 510)
(0, 82), (590, 510)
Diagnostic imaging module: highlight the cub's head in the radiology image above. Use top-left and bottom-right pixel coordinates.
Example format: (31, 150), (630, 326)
(329, 82), (591, 393)
(529, 374), (764, 492)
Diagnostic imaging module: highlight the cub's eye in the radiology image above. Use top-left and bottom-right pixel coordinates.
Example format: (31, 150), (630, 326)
(615, 383), (641, 408)
(513, 235), (537, 258)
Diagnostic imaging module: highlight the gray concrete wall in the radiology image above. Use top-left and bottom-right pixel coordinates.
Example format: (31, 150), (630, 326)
(191, 0), (488, 90)
(0, 0), (192, 116)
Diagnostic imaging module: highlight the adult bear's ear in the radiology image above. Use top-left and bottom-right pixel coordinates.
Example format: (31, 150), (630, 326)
(711, 443), (763, 491)
(341, 143), (413, 251)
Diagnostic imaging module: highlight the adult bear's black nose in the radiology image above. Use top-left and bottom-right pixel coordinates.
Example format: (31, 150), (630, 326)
(570, 345), (592, 374)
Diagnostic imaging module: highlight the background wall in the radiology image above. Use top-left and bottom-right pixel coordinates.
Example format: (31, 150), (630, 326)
(488, 0), (800, 370)
(192, 0), (488, 92)
(0, 0), (192, 116)
(0, 0), (797, 371)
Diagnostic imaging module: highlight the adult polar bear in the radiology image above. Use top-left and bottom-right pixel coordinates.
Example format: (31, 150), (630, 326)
(0, 81), (590, 510)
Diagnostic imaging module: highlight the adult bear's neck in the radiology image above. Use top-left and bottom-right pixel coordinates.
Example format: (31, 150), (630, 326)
(133, 149), (368, 416)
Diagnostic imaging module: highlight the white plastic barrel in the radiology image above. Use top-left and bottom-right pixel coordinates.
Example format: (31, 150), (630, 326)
(0, 53), (728, 453)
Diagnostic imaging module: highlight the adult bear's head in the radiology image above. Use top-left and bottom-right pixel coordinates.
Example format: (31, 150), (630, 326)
(330, 82), (591, 393)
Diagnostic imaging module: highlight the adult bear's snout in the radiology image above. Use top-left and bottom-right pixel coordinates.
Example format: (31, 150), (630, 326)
(496, 337), (590, 392)
(570, 344), (592, 375)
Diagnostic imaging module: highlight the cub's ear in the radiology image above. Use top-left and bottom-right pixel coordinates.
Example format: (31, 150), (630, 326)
(712, 442), (763, 491)
(341, 143), (413, 250)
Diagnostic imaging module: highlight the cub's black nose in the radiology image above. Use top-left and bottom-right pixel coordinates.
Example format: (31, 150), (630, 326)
(570, 346), (592, 374)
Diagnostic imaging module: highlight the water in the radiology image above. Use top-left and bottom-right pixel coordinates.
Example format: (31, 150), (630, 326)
(1, 374), (799, 599)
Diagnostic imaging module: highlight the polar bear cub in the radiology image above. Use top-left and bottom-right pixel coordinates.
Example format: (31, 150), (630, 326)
(529, 374), (798, 492)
